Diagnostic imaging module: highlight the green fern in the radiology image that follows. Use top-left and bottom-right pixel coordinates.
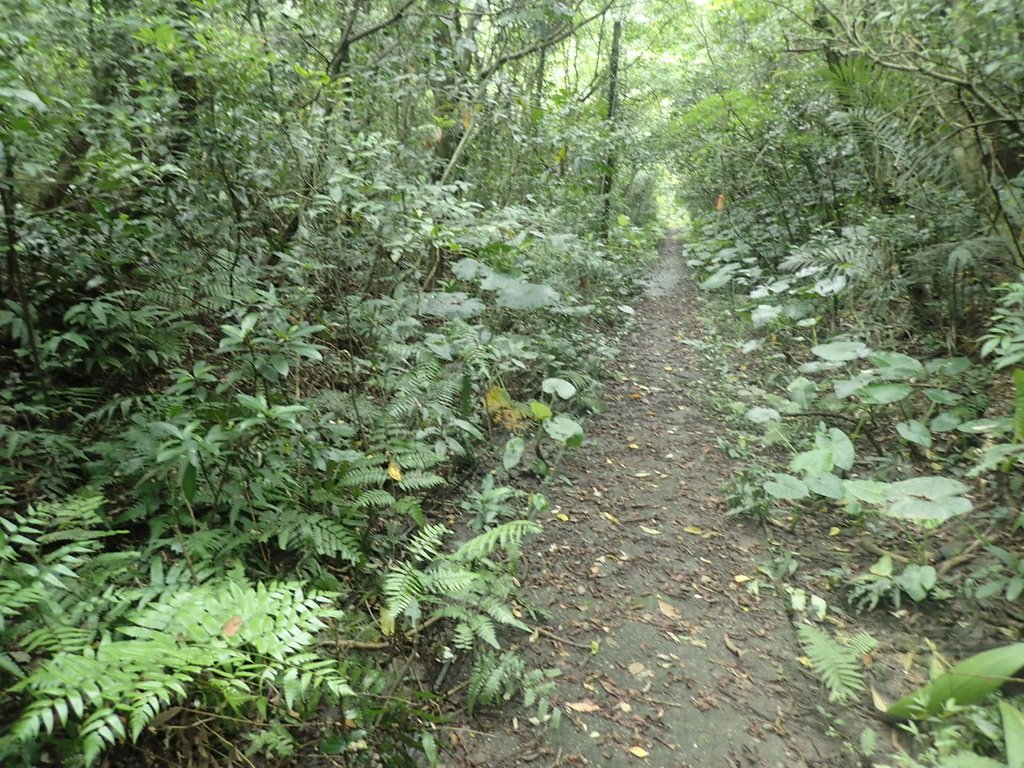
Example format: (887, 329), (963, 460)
(453, 519), (541, 562)
(271, 509), (364, 564)
(8, 577), (352, 765)
(467, 650), (525, 712)
(797, 624), (876, 703)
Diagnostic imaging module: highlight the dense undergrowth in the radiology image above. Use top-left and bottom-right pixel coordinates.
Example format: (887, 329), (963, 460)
(0, 1), (661, 765)
(670, 1), (1024, 766)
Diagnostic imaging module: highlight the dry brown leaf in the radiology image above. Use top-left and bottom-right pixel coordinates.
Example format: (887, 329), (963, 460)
(565, 699), (601, 713)
(870, 685), (890, 713)
(221, 615), (243, 637)
(657, 600), (682, 621)
(723, 633), (744, 657)
(627, 661), (646, 676)
(628, 746), (650, 758)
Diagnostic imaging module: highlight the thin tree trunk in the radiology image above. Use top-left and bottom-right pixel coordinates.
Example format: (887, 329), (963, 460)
(599, 19), (622, 240)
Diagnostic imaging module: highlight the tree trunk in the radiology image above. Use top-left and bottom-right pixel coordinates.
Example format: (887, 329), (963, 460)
(599, 19), (622, 240)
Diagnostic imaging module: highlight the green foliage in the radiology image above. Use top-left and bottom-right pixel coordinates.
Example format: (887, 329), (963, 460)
(888, 644), (1024, 720)
(383, 520), (540, 648)
(0, 494), (353, 766)
(0, 0), (661, 760)
(797, 624), (877, 704)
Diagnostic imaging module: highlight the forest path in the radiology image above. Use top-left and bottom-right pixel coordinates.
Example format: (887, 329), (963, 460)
(455, 236), (851, 767)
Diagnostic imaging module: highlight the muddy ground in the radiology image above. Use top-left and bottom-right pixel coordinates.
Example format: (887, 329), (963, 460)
(445, 238), (878, 768)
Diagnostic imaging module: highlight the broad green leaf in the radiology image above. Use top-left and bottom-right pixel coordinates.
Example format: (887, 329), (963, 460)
(542, 378), (577, 400)
(790, 445), (832, 475)
(930, 412), (962, 432)
(181, 464), (198, 504)
(271, 355), (290, 377)
(938, 754), (1007, 768)
(868, 351), (923, 379)
(452, 258), (486, 280)
(745, 406), (781, 424)
(0, 87), (47, 111)
(528, 400), (552, 421)
(828, 428), (855, 470)
(835, 373), (874, 398)
(503, 437), (525, 470)
(811, 341), (871, 362)
(763, 473), (809, 500)
(924, 388), (963, 405)
(926, 357), (972, 376)
(543, 416), (583, 447)
(857, 383), (912, 405)
(497, 282), (559, 310)
(884, 477), (972, 524)
(999, 700), (1024, 768)
(956, 418), (1010, 435)
(897, 420), (932, 448)
(843, 479), (891, 504)
(888, 643), (1024, 718)
(786, 376), (817, 408)
(751, 304), (780, 327)
(895, 564), (936, 601)
(418, 291), (485, 319)
(805, 472), (845, 499)
(869, 554), (894, 577)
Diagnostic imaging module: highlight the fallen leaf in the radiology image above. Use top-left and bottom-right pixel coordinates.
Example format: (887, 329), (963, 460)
(734, 574), (751, 583)
(387, 461), (403, 481)
(379, 607), (395, 637)
(639, 525), (661, 535)
(682, 525), (703, 535)
(628, 746), (650, 758)
(618, 701), (632, 713)
(870, 685), (890, 713)
(828, 526), (841, 537)
(658, 600), (683, 620)
(723, 634), (744, 657)
(555, 512), (569, 521)
(628, 443), (640, 450)
(602, 512), (620, 524)
(221, 615), (243, 637)
(627, 661), (646, 676)
(798, 655), (812, 668)
(566, 699), (601, 713)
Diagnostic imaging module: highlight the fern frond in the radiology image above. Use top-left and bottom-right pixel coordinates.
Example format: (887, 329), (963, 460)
(396, 471), (446, 492)
(453, 520), (541, 562)
(797, 624), (871, 703)
(467, 650), (525, 712)
(382, 562), (425, 617)
(405, 524), (449, 563)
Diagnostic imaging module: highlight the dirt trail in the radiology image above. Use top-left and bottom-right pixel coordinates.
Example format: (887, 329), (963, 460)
(456, 237), (852, 767)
